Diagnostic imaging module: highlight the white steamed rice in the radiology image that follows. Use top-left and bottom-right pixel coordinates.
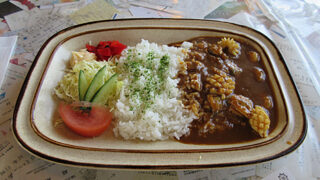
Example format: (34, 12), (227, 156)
(113, 39), (195, 141)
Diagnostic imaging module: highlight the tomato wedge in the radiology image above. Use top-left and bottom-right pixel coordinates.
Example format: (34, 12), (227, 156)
(58, 102), (112, 137)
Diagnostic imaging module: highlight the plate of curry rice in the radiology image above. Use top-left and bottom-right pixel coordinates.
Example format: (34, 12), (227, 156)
(13, 19), (306, 169)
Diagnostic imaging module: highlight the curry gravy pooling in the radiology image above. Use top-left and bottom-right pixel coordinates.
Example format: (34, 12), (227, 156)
(170, 37), (277, 145)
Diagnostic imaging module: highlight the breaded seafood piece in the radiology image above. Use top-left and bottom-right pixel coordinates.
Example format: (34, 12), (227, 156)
(217, 37), (241, 56)
(249, 105), (271, 137)
(229, 94), (253, 119)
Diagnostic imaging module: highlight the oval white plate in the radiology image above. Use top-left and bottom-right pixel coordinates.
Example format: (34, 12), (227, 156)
(13, 19), (306, 169)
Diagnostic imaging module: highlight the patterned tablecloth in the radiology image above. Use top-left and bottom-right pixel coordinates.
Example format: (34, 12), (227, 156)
(0, 0), (319, 179)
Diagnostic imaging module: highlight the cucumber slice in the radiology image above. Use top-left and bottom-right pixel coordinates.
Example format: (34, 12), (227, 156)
(84, 65), (106, 102)
(91, 74), (118, 105)
(78, 70), (89, 101)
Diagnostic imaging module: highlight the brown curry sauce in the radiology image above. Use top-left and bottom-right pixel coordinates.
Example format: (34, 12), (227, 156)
(169, 37), (277, 145)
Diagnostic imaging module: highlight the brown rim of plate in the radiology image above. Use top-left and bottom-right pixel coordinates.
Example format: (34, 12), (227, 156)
(12, 18), (307, 169)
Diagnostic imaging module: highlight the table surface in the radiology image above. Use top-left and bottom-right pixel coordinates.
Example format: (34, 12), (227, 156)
(0, 0), (319, 179)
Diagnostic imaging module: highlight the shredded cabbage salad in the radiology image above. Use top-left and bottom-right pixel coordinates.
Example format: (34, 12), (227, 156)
(54, 55), (121, 106)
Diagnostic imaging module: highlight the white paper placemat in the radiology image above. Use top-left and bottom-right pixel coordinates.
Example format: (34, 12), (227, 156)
(0, 36), (17, 87)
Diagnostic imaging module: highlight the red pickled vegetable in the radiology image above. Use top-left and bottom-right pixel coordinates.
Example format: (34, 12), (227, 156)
(86, 40), (127, 61)
(110, 40), (127, 55)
